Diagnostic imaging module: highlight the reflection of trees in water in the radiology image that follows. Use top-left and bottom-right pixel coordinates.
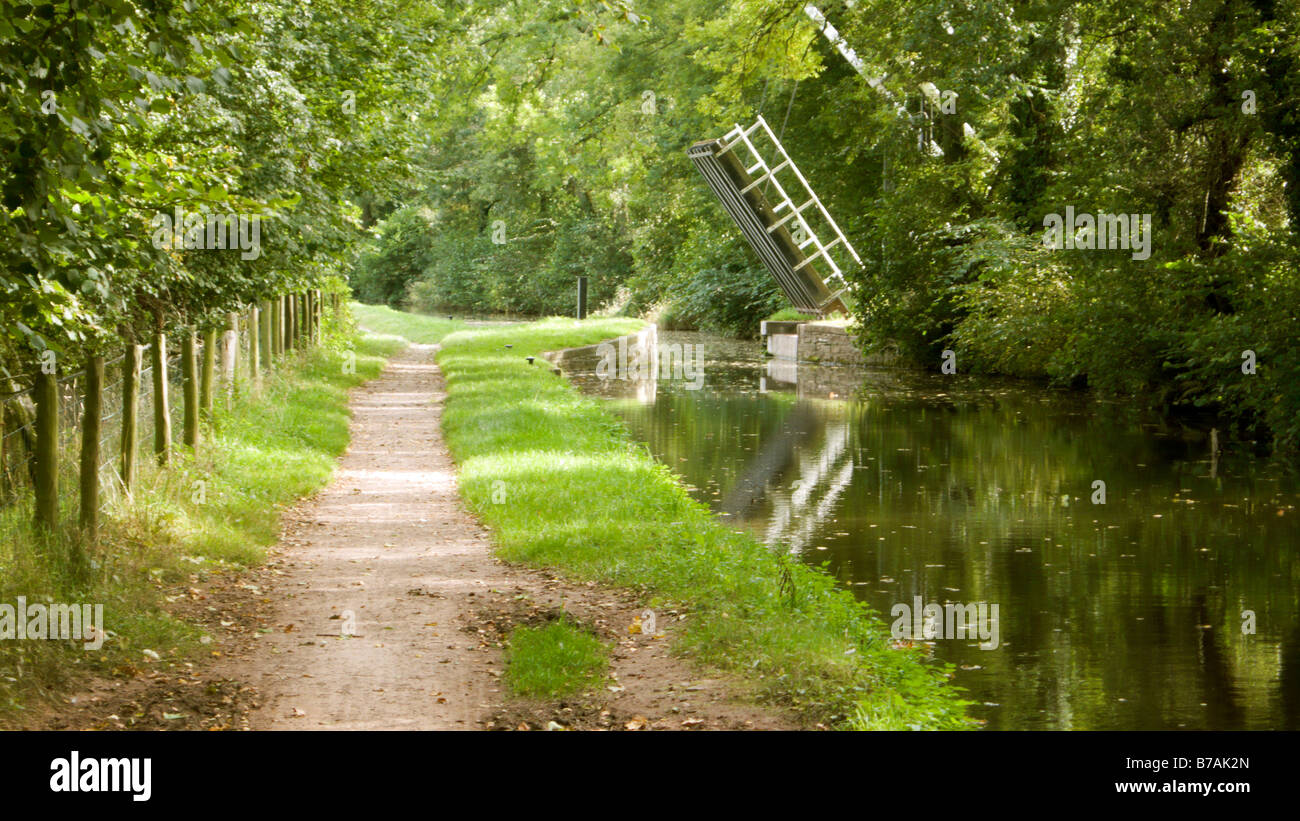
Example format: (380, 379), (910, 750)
(605, 361), (1300, 729)
(1281, 624), (1300, 730)
(1194, 591), (1245, 729)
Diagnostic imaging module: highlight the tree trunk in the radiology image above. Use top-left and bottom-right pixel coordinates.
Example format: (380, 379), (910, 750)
(200, 327), (216, 420)
(80, 355), (104, 538)
(120, 342), (140, 492)
(33, 369), (58, 531)
(151, 329), (171, 466)
(182, 329), (199, 448)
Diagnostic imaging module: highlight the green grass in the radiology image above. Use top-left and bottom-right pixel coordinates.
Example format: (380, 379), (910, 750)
(126, 331), (402, 566)
(0, 319), (402, 717)
(407, 314), (971, 729)
(504, 619), (609, 698)
(764, 307), (816, 322)
(351, 302), (464, 343)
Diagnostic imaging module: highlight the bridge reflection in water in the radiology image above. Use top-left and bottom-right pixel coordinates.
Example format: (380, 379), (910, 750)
(559, 331), (1300, 731)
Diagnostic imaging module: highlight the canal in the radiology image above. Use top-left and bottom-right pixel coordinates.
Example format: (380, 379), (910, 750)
(562, 330), (1300, 730)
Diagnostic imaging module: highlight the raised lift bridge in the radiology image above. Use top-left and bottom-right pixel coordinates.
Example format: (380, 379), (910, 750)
(688, 115), (861, 318)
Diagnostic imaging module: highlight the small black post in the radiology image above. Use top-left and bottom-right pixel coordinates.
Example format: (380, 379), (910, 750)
(576, 276), (588, 320)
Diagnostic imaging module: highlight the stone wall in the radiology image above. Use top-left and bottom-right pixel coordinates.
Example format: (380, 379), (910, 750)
(762, 321), (901, 367)
(797, 322), (867, 365)
(767, 333), (799, 359)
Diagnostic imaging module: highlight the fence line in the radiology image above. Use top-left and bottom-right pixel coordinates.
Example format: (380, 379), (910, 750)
(1, 295), (330, 519)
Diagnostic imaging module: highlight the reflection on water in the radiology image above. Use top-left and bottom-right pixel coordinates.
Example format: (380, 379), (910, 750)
(563, 331), (1300, 730)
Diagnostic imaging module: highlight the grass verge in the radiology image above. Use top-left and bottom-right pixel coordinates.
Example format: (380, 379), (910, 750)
(504, 619), (609, 699)
(351, 302), (464, 343)
(423, 315), (971, 729)
(0, 324), (401, 717)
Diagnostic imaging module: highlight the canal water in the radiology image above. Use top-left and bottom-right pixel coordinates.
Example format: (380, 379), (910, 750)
(562, 331), (1300, 730)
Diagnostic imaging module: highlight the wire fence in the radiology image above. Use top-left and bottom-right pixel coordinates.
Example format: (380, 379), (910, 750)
(0, 313), (264, 513)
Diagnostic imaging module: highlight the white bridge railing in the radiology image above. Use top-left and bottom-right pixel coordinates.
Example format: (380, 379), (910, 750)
(690, 114), (860, 316)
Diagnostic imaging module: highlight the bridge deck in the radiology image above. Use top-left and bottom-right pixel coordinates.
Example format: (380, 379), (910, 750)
(687, 117), (857, 317)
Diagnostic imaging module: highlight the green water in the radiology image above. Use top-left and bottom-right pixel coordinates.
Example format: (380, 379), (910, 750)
(566, 331), (1300, 730)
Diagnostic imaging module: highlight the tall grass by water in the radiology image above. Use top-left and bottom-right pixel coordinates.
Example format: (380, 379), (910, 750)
(424, 315), (970, 729)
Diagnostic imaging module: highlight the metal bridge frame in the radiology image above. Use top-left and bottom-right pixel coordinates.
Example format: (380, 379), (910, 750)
(688, 115), (861, 317)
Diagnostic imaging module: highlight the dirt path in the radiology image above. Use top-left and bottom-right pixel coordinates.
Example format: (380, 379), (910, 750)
(15, 343), (796, 730)
(213, 342), (498, 728)
(226, 342), (796, 730)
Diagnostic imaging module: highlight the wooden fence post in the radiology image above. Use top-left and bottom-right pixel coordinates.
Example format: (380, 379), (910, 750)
(79, 355), (104, 538)
(259, 300), (273, 370)
(182, 329), (199, 448)
(280, 294), (291, 353)
(248, 305), (261, 390)
(151, 327), (171, 466)
(305, 291), (315, 344)
(0, 394), (6, 503)
(200, 327), (215, 420)
(3, 376), (36, 489)
(33, 367), (58, 530)
(121, 342), (140, 492)
(270, 297), (282, 359)
(221, 312), (238, 391)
